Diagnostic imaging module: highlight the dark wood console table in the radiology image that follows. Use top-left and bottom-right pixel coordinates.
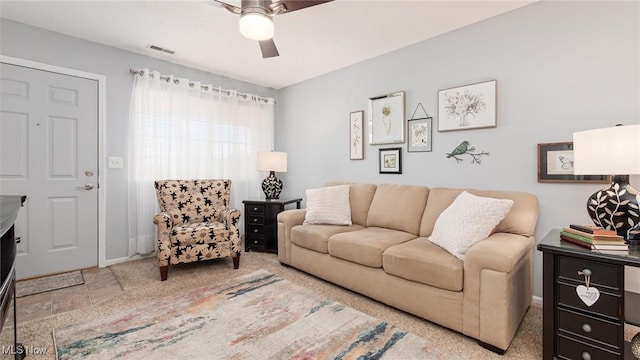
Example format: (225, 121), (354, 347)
(243, 198), (302, 253)
(537, 229), (640, 359)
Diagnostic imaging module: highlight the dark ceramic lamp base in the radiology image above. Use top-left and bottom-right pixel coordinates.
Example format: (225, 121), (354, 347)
(261, 171), (283, 199)
(586, 175), (640, 241)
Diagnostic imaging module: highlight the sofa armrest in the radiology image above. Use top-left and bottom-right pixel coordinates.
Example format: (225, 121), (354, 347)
(462, 232), (534, 351)
(222, 208), (242, 255)
(154, 212), (173, 266)
(277, 209), (307, 264)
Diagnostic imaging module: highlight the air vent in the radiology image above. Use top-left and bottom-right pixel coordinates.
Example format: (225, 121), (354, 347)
(147, 44), (175, 55)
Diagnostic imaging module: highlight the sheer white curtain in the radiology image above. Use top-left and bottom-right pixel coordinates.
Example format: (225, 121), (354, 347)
(128, 69), (274, 255)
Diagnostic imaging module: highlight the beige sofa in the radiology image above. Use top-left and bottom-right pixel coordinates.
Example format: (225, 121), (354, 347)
(277, 182), (539, 353)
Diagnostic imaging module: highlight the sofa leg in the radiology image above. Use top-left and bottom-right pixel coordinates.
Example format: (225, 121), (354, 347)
(232, 256), (240, 269)
(159, 265), (168, 281)
(477, 340), (506, 355)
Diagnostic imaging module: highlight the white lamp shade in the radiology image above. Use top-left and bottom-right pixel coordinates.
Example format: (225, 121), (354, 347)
(257, 151), (287, 172)
(573, 124), (640, 175)
(239, 12), (274, 41)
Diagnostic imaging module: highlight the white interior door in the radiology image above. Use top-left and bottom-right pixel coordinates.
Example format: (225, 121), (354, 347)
(0, 62), (98, 279)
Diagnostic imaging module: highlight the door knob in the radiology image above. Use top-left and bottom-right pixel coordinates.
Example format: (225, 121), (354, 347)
(77, 184), (94, 190)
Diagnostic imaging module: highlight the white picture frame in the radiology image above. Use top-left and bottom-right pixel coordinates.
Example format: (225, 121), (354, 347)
(350, 110), (364, 160)
(438, 80), (497, 132)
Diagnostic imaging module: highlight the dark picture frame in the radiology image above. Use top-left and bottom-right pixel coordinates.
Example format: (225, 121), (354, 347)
(537, 142), (611, 183)
(379, 147), (402, 174)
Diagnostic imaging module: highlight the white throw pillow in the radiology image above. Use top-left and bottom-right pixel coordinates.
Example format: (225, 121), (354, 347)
(428, 191), (514, 260)
(303, 185), (352, 226)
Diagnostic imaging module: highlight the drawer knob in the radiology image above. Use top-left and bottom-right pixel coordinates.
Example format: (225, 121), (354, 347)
(253, 229), (258, 233)
(253, 240), (258, 244)
(581, 323), (592, 333)
(581, 351), (591, 360)
(253, 218), (258, 222)
(253, 207), (258, 211)
(578, 268), (592, 277)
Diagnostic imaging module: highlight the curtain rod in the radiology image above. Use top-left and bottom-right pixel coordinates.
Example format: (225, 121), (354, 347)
(128, 68), (272, 104)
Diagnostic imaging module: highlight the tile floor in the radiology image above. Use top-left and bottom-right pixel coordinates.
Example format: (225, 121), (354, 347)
(14, 267), (122, 324)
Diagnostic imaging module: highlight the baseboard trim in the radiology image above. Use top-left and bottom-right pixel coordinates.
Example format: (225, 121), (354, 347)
(532, 295), (542, 306)
(102, 253), (154, 267)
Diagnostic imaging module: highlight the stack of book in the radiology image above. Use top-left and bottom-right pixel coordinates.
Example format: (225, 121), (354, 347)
(560, 225), (627, 250)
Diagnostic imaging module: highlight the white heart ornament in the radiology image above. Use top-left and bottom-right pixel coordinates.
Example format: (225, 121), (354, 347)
(576, 285), (600, 307)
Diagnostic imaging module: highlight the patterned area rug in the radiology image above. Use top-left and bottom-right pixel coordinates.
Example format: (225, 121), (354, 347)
(53, 270), (462, 359)
(16, 270), (84, 298)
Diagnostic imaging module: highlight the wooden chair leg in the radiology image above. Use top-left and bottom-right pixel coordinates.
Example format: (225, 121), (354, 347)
(159, 265), (168, 281)
(232, 256), (240, 269)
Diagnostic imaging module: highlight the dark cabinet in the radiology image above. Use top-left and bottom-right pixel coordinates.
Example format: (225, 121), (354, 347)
(538, 229), (640, 359)
(243, 198), (301, 253)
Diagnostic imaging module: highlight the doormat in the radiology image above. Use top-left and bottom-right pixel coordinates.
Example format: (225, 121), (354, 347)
(53, 269), (464, 359)
(16, 270), (84, 298)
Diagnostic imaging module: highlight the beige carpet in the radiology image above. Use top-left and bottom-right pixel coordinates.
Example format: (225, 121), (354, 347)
(15, 251), (543, 359)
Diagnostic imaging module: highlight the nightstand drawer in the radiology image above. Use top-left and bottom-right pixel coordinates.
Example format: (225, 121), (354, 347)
(557, 308), (621, 349)
(557, 334), (620, 360)
(557, 282), (621, 319)
(247, 225), (265, 236)
(247, 204), (265, 214)
(246, 236), (265, 248)
(558, 256), (620, 290)
(248, 215), (264, 225)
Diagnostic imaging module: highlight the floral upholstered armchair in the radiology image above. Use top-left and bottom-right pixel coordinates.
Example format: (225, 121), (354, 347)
(153, 179), (241, 281)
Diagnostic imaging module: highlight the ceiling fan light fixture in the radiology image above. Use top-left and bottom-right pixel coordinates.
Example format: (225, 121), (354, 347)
(239, 11), (274, 41)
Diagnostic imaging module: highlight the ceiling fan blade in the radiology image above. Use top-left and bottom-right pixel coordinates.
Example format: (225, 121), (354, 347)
(277, 0), (333, 13)
(259, 39), (280, 58)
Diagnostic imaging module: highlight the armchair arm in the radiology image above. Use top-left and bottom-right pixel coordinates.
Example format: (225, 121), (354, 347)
(222, 208), (242, 255)
(153, 212), (173, 267)
(462, 232), (534, 351)
(277, 209), (307, 264)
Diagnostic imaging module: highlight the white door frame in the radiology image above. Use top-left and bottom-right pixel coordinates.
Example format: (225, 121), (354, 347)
(1, 55), (107, 269)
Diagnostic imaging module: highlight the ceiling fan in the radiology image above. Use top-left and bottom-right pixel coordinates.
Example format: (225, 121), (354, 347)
(214, 0), (333, 58)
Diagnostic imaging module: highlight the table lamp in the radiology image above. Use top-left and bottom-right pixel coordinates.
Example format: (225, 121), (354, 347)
(573, 124), (640, 248)
(257, 151), (287, 199)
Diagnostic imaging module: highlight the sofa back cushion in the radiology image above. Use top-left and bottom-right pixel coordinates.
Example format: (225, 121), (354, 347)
(366, 184), (429, 235)
(419, 187), (539, 238)
(325, 181), (377, 226)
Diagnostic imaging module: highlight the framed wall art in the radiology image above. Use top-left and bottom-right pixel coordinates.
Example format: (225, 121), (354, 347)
(438, 80), (497, 132)
(408, 117), (432, 152)
(369, 91), (405, 144)
(379, 147), (402, 174)
(537, 142), (611, 183)
(350, 110), (364, 160)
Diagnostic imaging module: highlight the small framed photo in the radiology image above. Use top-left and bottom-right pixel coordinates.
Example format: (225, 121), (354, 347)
(369, 91), (405, 144)
(438, 80), (497, 132)
(350, 110), (364, 160)
(537, 142), (611, 183)
(407, 117), (432, 152)
(379, 147), (402, 174)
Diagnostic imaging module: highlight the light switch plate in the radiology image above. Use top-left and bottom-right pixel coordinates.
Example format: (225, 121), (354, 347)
(108, 156), (124, 169)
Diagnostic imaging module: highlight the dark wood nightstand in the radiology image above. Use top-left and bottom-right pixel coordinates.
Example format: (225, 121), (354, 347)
(537, 229), (640, 360)
(243, 198), (302, 253)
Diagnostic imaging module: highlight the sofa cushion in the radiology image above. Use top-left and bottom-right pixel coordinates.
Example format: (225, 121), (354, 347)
(366, 184), (429, 235)
(328, 227), (417, 268)
(325, 182), (377, 226)
(419, 187), (539, 238)
(383, 238), (463, 292)
(291, 224), (364, 254)
(428, 191), (514, 260)
(304, 185), (352, 225)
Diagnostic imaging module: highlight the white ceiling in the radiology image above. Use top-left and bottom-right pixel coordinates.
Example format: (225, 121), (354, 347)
(0, 0), (535, 89)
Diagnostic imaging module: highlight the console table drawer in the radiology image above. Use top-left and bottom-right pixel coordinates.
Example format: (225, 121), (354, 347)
(245, 236), (265, 248)
(558, 256), (620, 290)
(557, 308), (620, 349)
(247, 225), (265, 236)
(247, 204), (265, 214)
(557, 334), (620, 360)
(247, 215), (264, 226)
(557, 282), (621, 319)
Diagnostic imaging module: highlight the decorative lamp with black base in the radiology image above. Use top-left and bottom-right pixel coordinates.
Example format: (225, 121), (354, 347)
(573, 124), (640, 248)
(257, 151), (287, 199)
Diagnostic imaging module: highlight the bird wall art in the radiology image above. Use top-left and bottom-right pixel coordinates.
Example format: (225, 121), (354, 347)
(446, 141), (490, 164)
